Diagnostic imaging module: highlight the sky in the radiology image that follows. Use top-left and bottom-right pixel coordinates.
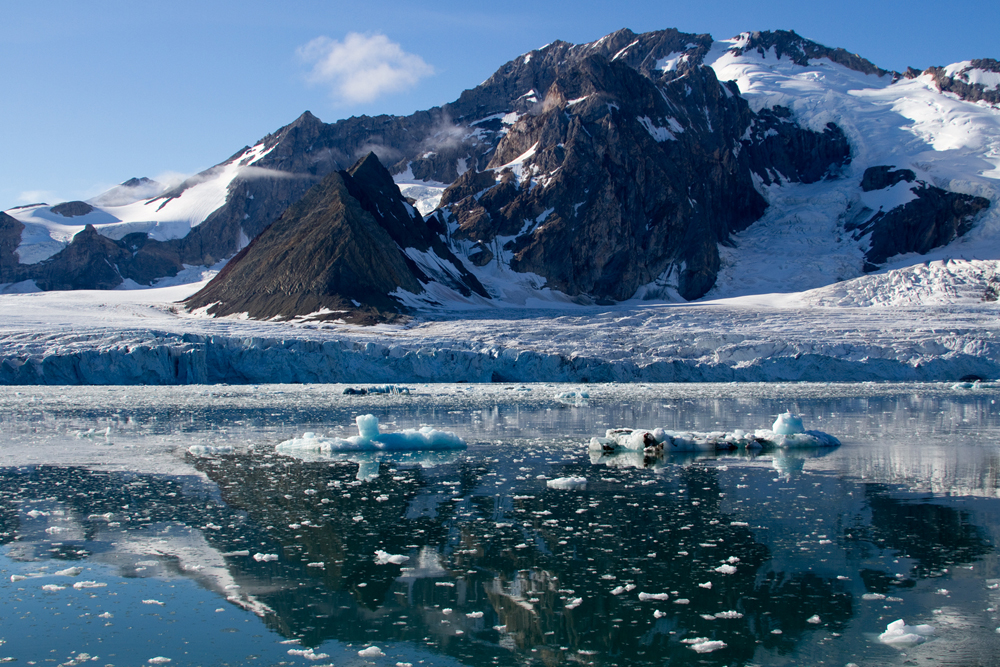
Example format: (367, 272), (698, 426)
(3, 0), (999, 211)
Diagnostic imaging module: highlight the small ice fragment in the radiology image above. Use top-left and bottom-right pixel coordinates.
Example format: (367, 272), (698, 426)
(564, 597), (583, 609)
(879, 619), (935, 646)
(689, 640), (726, 653)
(307, 562), (325, 568)
(638, 592), (670, 601)
(148, 659), (171, 665)
(143, 599), (165, 606)
(806, 614), (821, 624)
(698, 582), (712, 589)
(358, 646), (385, 658)
(611, 586), (627, 595)
(547, 476), (587, 490)
(715, 611), (743, 619)
(253, 553), (278, 562)
(42, 584), (66, 591)
(714, 564), (737, 575)
(99, 612), (112, 618)
(772, 412), (804, 435)
(10, 575), (25, 582)
(653, 609), (666, 618)
(466, 611), (484, 618)
(673, 598), (690, 604)
(73, 581), (107, 589)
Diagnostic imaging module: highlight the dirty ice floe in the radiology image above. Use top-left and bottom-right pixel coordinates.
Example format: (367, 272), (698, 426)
(277, 415), (465, 453)
(879, 619), (935, 646)
(589, 412), (838, 454)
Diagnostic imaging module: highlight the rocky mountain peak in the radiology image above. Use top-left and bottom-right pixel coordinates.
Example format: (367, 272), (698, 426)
(731, 30), (899, 80)
(50, 201), (95, 217)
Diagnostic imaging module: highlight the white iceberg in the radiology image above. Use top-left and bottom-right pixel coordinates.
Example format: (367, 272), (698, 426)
(276, 414), (466, 453)
(547, 476), (587, 490)
(879, 619), (935, 647)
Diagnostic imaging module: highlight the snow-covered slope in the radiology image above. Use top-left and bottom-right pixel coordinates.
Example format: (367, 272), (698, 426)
(704, 33), (1000, 297)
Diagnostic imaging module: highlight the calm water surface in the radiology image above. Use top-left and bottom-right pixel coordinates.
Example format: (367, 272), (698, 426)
(1, 383), (999, 667)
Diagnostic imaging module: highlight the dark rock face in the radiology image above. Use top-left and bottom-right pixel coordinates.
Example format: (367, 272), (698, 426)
(861, 165), (915, 191)
(848, 167), (990, 268)
(744, 106), (851, 185)
(437, 55), (849, 301)
(50, 201), (95, 217)
(0, 212), (26, 282)
(926, 59), (1000, 105)
(730, 30), (899, 80)
(184, 154), (486, 320)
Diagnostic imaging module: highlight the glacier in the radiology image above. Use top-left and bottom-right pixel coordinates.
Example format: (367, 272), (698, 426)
(0, 263), (998, 384)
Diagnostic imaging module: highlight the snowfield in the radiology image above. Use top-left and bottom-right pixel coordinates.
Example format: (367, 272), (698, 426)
(0, 259), (997, 384)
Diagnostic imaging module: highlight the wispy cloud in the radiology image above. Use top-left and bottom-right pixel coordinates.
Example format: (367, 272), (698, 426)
(17, 190), (57, 205)
(297, 32), (435, 104)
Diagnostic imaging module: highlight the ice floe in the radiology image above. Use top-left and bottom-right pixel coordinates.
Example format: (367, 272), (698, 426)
(588, 412), (839, 455)
(276, 415), (466, 453)
(547, 476), (587, 490)
(879, 618), (936, 646)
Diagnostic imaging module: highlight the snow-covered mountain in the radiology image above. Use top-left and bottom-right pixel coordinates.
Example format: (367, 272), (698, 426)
(3, 28), (999, 318)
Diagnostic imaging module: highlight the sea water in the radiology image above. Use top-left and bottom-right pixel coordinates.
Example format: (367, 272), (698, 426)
(0, 383), (999, 666)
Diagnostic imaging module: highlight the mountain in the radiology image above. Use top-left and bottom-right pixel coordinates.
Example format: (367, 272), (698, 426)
(184, 153), (486, 321)
(2, 28), (997, 316)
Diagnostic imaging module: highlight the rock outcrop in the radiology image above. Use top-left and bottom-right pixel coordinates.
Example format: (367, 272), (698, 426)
(848, 166), (990, 268)
(925, 59), (1000, 106)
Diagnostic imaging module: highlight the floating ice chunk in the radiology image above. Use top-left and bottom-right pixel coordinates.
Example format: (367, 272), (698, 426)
(698, 582), (713, 589)
(772, 412), (804, 435)
(466, 611), (484, 618)
(687, 639), (726, 653)
(806, 614), (821, 624)
(564, 597), (583, 609)
(715, 611), (743, 619)
(253, 553), (278, 562)
(547, 476), (587, 490)
(55, 566), (82, 577)
(879, 619), (935, 646)
(188, 445), (233, 456)
(358, 646), (385, 658)
(374, 550), (410, 565)
(10, 575), (26, 582)
(288, 648), (330, 660)
(277, 415), (466, 453)
(73, 581), (107, 589)
(42, 584), (66, 591)
(148, 659), (171, 665)
(638, 592), (670, 601)
(714, 564), (737, 575)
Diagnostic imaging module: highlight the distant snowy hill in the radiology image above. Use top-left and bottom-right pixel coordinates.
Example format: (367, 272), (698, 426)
(3, 28), (999, 319)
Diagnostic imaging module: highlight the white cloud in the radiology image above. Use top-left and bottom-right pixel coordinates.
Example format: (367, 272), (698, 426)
(298, 33), (435, 104)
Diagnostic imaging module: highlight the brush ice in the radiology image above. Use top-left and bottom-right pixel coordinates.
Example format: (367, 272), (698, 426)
(276, 414), (466, 453)
(879, 619), (935, 646)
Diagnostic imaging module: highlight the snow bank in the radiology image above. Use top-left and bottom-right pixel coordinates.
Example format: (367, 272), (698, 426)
(276, 415), (466, 453)
(589, 414), (839, 454)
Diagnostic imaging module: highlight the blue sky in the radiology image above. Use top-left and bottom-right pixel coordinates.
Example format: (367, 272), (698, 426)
(3, 0), (999, 210)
